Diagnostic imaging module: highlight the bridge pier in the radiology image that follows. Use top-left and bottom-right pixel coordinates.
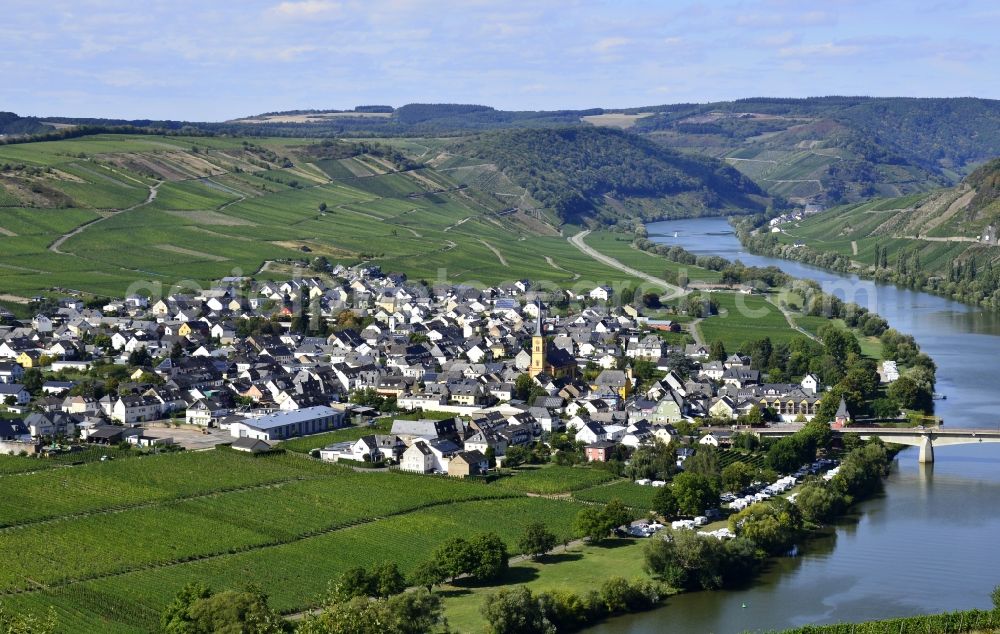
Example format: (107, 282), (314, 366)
(918, 435), (934, 463)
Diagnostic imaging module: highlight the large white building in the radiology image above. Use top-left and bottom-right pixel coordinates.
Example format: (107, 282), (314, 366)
(229, 406), (345, 441)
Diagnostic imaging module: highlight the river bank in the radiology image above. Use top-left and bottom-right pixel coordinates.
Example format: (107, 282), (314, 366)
(732, 215), (1000, 312)
(572, 218), (1000, 633)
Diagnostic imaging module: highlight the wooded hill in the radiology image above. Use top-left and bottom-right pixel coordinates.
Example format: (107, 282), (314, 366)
(211, 98), (1000, 207)
(448, 127), (770, 222)
(0, 112), (53, 137)
(19, 96), (1000, 211)
(741, 159), (1000, 308)
(629, 97), (1000, 206)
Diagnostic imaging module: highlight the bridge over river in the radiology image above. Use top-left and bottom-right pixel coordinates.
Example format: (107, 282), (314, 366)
(756, 426), (1000, 463)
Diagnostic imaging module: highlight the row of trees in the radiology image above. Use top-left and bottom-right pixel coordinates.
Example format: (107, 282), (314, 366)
(481, 577), (661, 634)
(158, 536), (506, 633)
(646, 438), (893, 598)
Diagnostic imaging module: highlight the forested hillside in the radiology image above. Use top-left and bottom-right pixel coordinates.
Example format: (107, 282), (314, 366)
(451, 127), (770, 222)
(628, 97), (1000, 206)
(738, 160), (1000, 308)
(0, 112), (53, 137)
(19, 97), (1000, 213)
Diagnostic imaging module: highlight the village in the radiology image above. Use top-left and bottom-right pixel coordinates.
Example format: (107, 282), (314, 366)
(0, 264), (858, 481)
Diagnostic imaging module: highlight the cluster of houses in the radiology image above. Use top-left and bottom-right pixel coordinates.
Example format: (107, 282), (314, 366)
(766, 203), (825, 232)
(0, 264), (834, 468)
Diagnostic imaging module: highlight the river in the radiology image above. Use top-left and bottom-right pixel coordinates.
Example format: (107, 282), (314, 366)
(587, 217), (1000, 634)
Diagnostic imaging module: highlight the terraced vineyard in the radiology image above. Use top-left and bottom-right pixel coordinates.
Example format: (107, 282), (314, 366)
(718, 449), (768, 470)
(697, 292), (811, 350)
(496, 465), (617, 494)
(0, 133), (691, 305)
(0, 448), (587, 632)
(572, 479), (659, 511)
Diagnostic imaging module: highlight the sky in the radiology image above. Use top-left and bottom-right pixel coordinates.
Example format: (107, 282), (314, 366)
(3, 0), (999, 121)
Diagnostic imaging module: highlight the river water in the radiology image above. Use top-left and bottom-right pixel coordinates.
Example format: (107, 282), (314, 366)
(587, 217), (1000, 634)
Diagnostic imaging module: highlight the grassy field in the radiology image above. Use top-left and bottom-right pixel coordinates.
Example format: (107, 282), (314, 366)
(440, 539), (651, 633)
(582, 231), (722, 284)
(0, 133), (694, 306)
(0, 448), (589, 632)
(697, 292), (812, 351)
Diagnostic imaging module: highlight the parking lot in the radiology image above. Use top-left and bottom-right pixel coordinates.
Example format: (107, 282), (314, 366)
(140, 423), (233, 451)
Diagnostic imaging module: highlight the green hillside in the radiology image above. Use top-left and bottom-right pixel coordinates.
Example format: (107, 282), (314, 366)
(450, 127), (770, 222)
(740, 160), (1000, 307)
(626, 97), (1000, 206)
(0, 132), (728, 302)
(26, 98), (1000, 210)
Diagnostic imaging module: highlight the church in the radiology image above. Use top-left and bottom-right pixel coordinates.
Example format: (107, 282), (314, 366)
(528, 302), (576, 379)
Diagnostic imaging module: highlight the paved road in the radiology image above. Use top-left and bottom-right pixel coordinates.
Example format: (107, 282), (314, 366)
(568, 230), (684, 299)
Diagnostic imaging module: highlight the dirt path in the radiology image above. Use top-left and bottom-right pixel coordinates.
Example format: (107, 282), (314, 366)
(764, 295), (818, 341)
(544, 256), (579, 280)
(443, 217), (470, 232)
(919, 186), (975, 235)
(568, 230), (684, 298)
(478, 240), (508, 266)
(897, 235), (979, 243)
(688, 317), (705, 346)
(725, 157), (777, 164)
(49, 181), (162, 255)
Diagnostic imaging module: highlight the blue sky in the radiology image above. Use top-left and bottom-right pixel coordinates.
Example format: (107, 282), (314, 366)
(3, 0), (998, 121)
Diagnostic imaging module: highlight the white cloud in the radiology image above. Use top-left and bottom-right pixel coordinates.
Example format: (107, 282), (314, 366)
(778, 42), (864, 58)
(267, 1), (340, 19)
(592, 36), (630, 53)
(757, 32), (798, 47)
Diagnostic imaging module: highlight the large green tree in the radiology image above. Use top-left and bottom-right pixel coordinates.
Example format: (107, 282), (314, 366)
(518, 522), (557, 559)
(671, 472), (720, 516)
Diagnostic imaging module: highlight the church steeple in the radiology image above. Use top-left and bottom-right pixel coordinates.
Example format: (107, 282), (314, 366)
(529, 300), (546, 377)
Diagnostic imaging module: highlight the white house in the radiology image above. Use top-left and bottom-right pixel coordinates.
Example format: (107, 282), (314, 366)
(801, 373), (820, 394)
(111, 395), (162, 424)
(0, 384), (30, 405)
(576, 422), (607, 444)
(698, 433), (720, 447)
(589, 286), (612, 302)
(400, 440), (435, 473)
(0, 362), (25, 384)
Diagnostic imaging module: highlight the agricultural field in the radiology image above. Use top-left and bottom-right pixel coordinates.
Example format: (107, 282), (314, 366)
(0, 445), (135, 475)
(717, 449), (768, 470)
(0, 447), (588, 632)
(572, 479), (659, 511)
(697, 292), (810, 351)
(495, 465), (617, 495)
(581, 231), (722, 284)
(441, 539), (650, 633)
(0, 133), (695, 307)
